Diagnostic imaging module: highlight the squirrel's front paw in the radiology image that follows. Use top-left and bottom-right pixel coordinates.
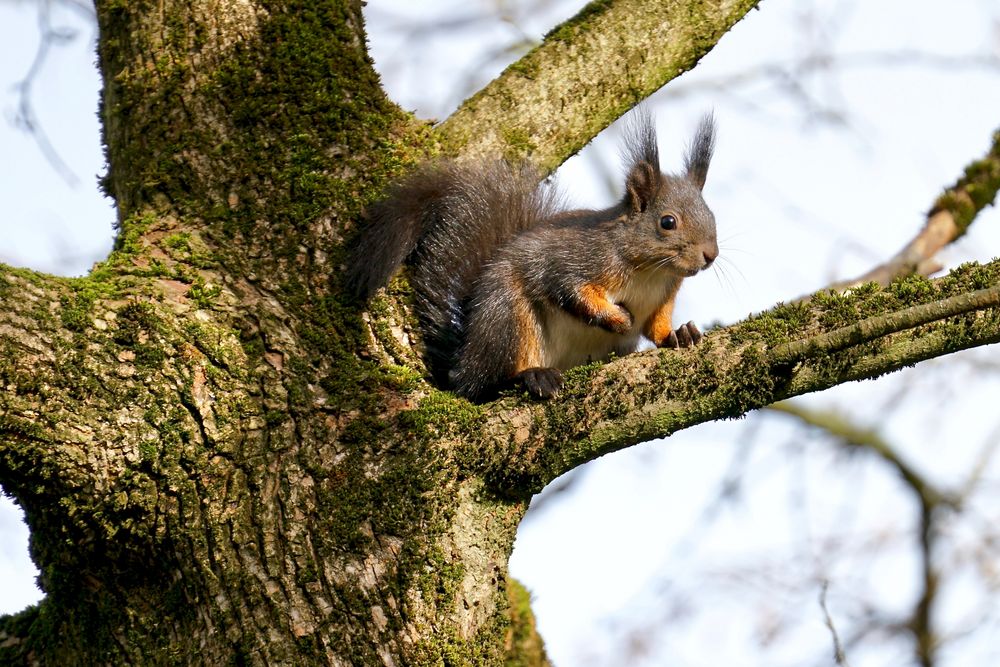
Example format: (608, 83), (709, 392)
(662, 321), (703, 349)
(515, 367), (564, 399)
(596, 304), (634, 334)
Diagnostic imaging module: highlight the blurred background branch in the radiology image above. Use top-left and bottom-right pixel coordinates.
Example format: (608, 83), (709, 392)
(5, 0), (95, 186)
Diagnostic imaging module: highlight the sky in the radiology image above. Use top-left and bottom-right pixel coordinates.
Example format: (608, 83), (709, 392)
(1, 1), (999, 665)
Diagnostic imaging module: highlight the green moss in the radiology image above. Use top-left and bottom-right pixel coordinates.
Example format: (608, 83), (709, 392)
(236, 323), (266, 362)
(888, 273), (935, 303)
(163, 231), (194, 255)
(186, 278), (222, 309)
(264, 410), (286, 428)
(377, 364), (424, 392)
(411, 595), (524, 667)
(0, 604), (40, 664)
(114, 301), (157, 345)
(728, 299), (811, 346)
(134, 344), (166, 369)
(558, 359), (604, 397)
(0, 413), (51, 442)
(931, 131), (1000, 235)
(399, 390), (484, 437)
(112, 211), (157, 255)
(137, 439), (157, 465)
(942, 260), (1000, 291)
(505, 579), (549, 667)
(501, 125), (537, 159)
(507, 57), (540, 79)
(543, 0), (614, 42)
(59, 292), (94, 332)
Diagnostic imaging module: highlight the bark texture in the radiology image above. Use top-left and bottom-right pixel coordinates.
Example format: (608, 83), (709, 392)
(0, 1), (997, 665)
(436, 0), (762, 169)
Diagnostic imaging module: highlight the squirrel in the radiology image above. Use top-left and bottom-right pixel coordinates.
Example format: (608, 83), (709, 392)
(348, 110), (718, 401)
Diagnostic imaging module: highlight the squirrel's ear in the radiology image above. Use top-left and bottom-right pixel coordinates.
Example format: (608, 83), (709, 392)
(625, 162), (659, 214)
(685, 113), (716, 191)
(621, 107), (661, 214)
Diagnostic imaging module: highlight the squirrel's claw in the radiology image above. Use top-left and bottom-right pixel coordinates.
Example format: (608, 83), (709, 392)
(516, 367), (564, 399)
(664, 321), (702, 349)
(684, 321), (703, 345)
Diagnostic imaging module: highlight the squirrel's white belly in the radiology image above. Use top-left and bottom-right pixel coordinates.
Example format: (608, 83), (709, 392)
(540, 271), (673, 370)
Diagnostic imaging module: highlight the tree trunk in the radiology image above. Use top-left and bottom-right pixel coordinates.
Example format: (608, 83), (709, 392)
(0, 1), (998, 665)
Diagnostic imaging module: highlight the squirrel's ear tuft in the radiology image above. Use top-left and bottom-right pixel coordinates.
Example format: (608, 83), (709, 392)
(685, 113), (716, 190)
(621, 107), (661, 214)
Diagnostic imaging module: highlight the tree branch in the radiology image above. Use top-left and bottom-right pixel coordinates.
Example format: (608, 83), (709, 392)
(9, 0), (96, 186)
(0, 266), (146, 573)
(767, 402), (956, 510)
(434, 0), (762, 171)
(819, 581), (852, 667)
(473, 260), (1000, 493)
(823, 127), (1000, 292)
(768, 401), (951, 666)
(773, 284), (1000, 365)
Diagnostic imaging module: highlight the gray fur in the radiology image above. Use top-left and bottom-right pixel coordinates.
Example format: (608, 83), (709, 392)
(685, 113), (716, 190)
(348, 111), (718, 400)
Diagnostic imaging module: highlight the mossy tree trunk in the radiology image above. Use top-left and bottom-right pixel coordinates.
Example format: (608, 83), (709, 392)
(0, 0), (998, 665)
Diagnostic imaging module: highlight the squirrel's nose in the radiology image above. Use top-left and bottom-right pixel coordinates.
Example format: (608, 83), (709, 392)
(702, 245), (718, 267)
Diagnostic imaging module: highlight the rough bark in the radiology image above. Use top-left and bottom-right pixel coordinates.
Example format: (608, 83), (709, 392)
(0, 1), (997, 666)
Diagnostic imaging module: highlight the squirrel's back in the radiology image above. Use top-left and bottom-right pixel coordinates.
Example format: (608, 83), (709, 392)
(348, 160), (561, 384)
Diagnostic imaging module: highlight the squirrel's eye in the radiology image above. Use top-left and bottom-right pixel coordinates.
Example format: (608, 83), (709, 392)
(660, 214), (677, 230)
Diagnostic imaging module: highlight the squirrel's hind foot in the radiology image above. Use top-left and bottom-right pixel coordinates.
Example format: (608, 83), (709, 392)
(515, 367), (564, 399)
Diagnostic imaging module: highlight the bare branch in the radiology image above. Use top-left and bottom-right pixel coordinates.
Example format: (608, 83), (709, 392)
(8, 0), (96, 185)
(767, 402), (957, 511)
(824, 127), (1000, 292)
(767, 400), (952, 666)
(774, 284), (1000, 367)
(663, 51), (1000, 104)
(820, 581), (852, 667)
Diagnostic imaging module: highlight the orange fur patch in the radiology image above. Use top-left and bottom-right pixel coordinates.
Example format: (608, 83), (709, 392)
(513, 292), (543, 373)
(643, 278), (683, 345)
(644, 300), (674, 345)
(579, 282), (626, 327)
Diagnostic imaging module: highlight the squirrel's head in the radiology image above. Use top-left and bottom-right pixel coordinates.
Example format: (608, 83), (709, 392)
(620, 112), (718, 278)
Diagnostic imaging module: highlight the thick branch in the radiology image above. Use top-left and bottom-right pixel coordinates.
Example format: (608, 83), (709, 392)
(0, 266), (159, 582)
(0, 260), (265, 622)
(0, 269), (107, 497)
(435, 0), (762, 170)
(473, 261), (1000, 492)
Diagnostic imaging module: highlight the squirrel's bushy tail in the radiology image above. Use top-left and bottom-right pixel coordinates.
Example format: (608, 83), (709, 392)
(348, 160), (560, 384)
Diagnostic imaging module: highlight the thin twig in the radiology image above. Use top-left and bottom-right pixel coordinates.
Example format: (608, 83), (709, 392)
(8, 0), (96, 186)
(819, 580), (851, 667)
(771, 401), (947, 666)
